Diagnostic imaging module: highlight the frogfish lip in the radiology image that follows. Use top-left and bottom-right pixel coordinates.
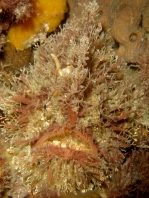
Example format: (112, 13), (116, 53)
(43, 134), (90, 151)
(34, 127), (98, 157)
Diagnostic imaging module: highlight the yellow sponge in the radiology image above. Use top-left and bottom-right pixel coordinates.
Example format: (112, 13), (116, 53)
(7, 0), (67, 50)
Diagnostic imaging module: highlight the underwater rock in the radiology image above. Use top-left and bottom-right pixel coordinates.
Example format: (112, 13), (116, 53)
(68, 0), (149, 63)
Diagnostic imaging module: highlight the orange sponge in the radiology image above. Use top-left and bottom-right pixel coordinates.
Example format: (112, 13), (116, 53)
(7, 0), (67, 50)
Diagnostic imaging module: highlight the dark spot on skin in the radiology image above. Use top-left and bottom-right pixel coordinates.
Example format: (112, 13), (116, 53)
(43, 104), (47, 110)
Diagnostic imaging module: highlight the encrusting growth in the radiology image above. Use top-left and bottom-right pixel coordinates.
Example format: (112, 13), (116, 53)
(6, 0), (67, 50)
(0, 0), (149, 197)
